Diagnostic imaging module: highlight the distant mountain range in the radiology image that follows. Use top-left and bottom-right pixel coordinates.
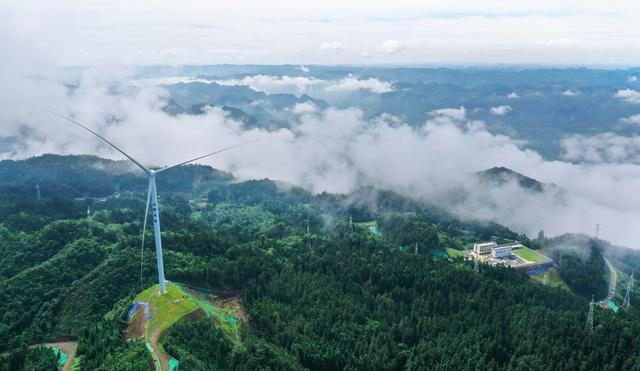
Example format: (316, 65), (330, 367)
(144, 66), (640, 159)
(162, 82), (328, 130)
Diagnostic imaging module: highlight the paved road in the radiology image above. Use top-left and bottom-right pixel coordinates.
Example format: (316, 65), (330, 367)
(599, 257), (617, 303)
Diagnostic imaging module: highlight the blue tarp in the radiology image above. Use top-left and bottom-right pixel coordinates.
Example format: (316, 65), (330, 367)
(526, 264), (558, 275)
(128, 301), (151, 319)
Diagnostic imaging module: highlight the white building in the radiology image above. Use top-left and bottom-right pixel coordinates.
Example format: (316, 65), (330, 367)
(492, 246), (512, 258)
(474, 241), (497, 255)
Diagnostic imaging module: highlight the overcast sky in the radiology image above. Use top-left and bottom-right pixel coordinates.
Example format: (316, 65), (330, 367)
(2, 0), (640, 66)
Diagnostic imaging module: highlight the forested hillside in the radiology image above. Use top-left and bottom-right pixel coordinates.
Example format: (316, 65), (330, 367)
(0, 155), (639, 370)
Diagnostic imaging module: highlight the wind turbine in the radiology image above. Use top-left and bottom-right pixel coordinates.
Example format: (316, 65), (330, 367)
(46, 110), (257, 294)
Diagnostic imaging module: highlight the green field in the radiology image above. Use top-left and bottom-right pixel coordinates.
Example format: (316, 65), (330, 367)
(445, 248), (465, 258)
(354, 221), (377, 228)
(135, 283), (242, 345)
(513, 247), (548, 263)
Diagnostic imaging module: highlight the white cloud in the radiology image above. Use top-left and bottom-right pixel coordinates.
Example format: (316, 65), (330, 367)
(298, 65), (310, 73)
(490, 105), (512, 115)
(320, 42), (345, 51)
(324, 75), (393, 93)
(291, 102), (317, 114)
(429, 107), (466, 121)
(620, 114), (640, 125)
(507, 92), (519, 99)
(562, 89), (579, 96)
(561, 133), (640, 164)
(629, 76), (638, 82)
(212, 74), (393, 95)
(615, 89), (640, 104)
(378, 40), (408, 54)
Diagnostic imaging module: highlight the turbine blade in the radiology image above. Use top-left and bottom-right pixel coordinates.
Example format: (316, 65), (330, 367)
(140, 179), (153, 287)
(43, 109), (149, 174)
(154, 138), (260, 174)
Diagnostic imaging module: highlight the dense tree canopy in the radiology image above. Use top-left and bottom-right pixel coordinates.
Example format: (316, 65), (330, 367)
(0, 155), (638, 370)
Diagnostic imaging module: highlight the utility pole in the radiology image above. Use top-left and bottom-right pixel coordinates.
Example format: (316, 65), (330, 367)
(623, 271), (634, 308)
(585, 295), (594, 334)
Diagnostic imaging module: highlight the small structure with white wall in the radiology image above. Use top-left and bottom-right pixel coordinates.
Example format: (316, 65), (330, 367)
(474, 241), (497, 255)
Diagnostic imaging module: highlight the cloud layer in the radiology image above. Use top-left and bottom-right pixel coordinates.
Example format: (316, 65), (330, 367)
(4, 66), (640, 249)
(211, 74), (394, 95)
(561, 133), (640, 164)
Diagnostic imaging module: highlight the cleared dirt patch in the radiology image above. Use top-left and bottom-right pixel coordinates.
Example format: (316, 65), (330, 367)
(213, 296), (248, 323)
(125, 305), (147, 341)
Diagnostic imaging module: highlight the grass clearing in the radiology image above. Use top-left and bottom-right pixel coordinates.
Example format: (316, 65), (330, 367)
(529, 268), (569, 290)
(445, 248), (464, 258)
(136, 283), (199, 338)
(513, 247), (548, 263)
(135, 283), (243, 346)
(354, 221), (377, 228)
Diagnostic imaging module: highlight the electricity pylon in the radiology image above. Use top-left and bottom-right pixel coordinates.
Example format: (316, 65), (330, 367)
(623, 271), (634, 308)
(87, 206), (93, 236)
(348, 215), (353, 233)
(36, 183), (41, 201)
(474, 257), (479, 274)
(585, 295), (594, 334)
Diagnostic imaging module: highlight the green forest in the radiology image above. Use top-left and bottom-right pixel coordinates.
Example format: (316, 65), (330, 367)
(1, 154), (639, 370)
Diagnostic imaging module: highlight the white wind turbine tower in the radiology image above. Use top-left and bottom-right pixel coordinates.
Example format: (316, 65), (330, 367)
(46, 110), (257, 295)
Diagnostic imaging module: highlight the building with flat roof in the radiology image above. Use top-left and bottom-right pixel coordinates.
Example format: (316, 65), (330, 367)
(474, 241), (497, 255)
(492, 246), (512, 258)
